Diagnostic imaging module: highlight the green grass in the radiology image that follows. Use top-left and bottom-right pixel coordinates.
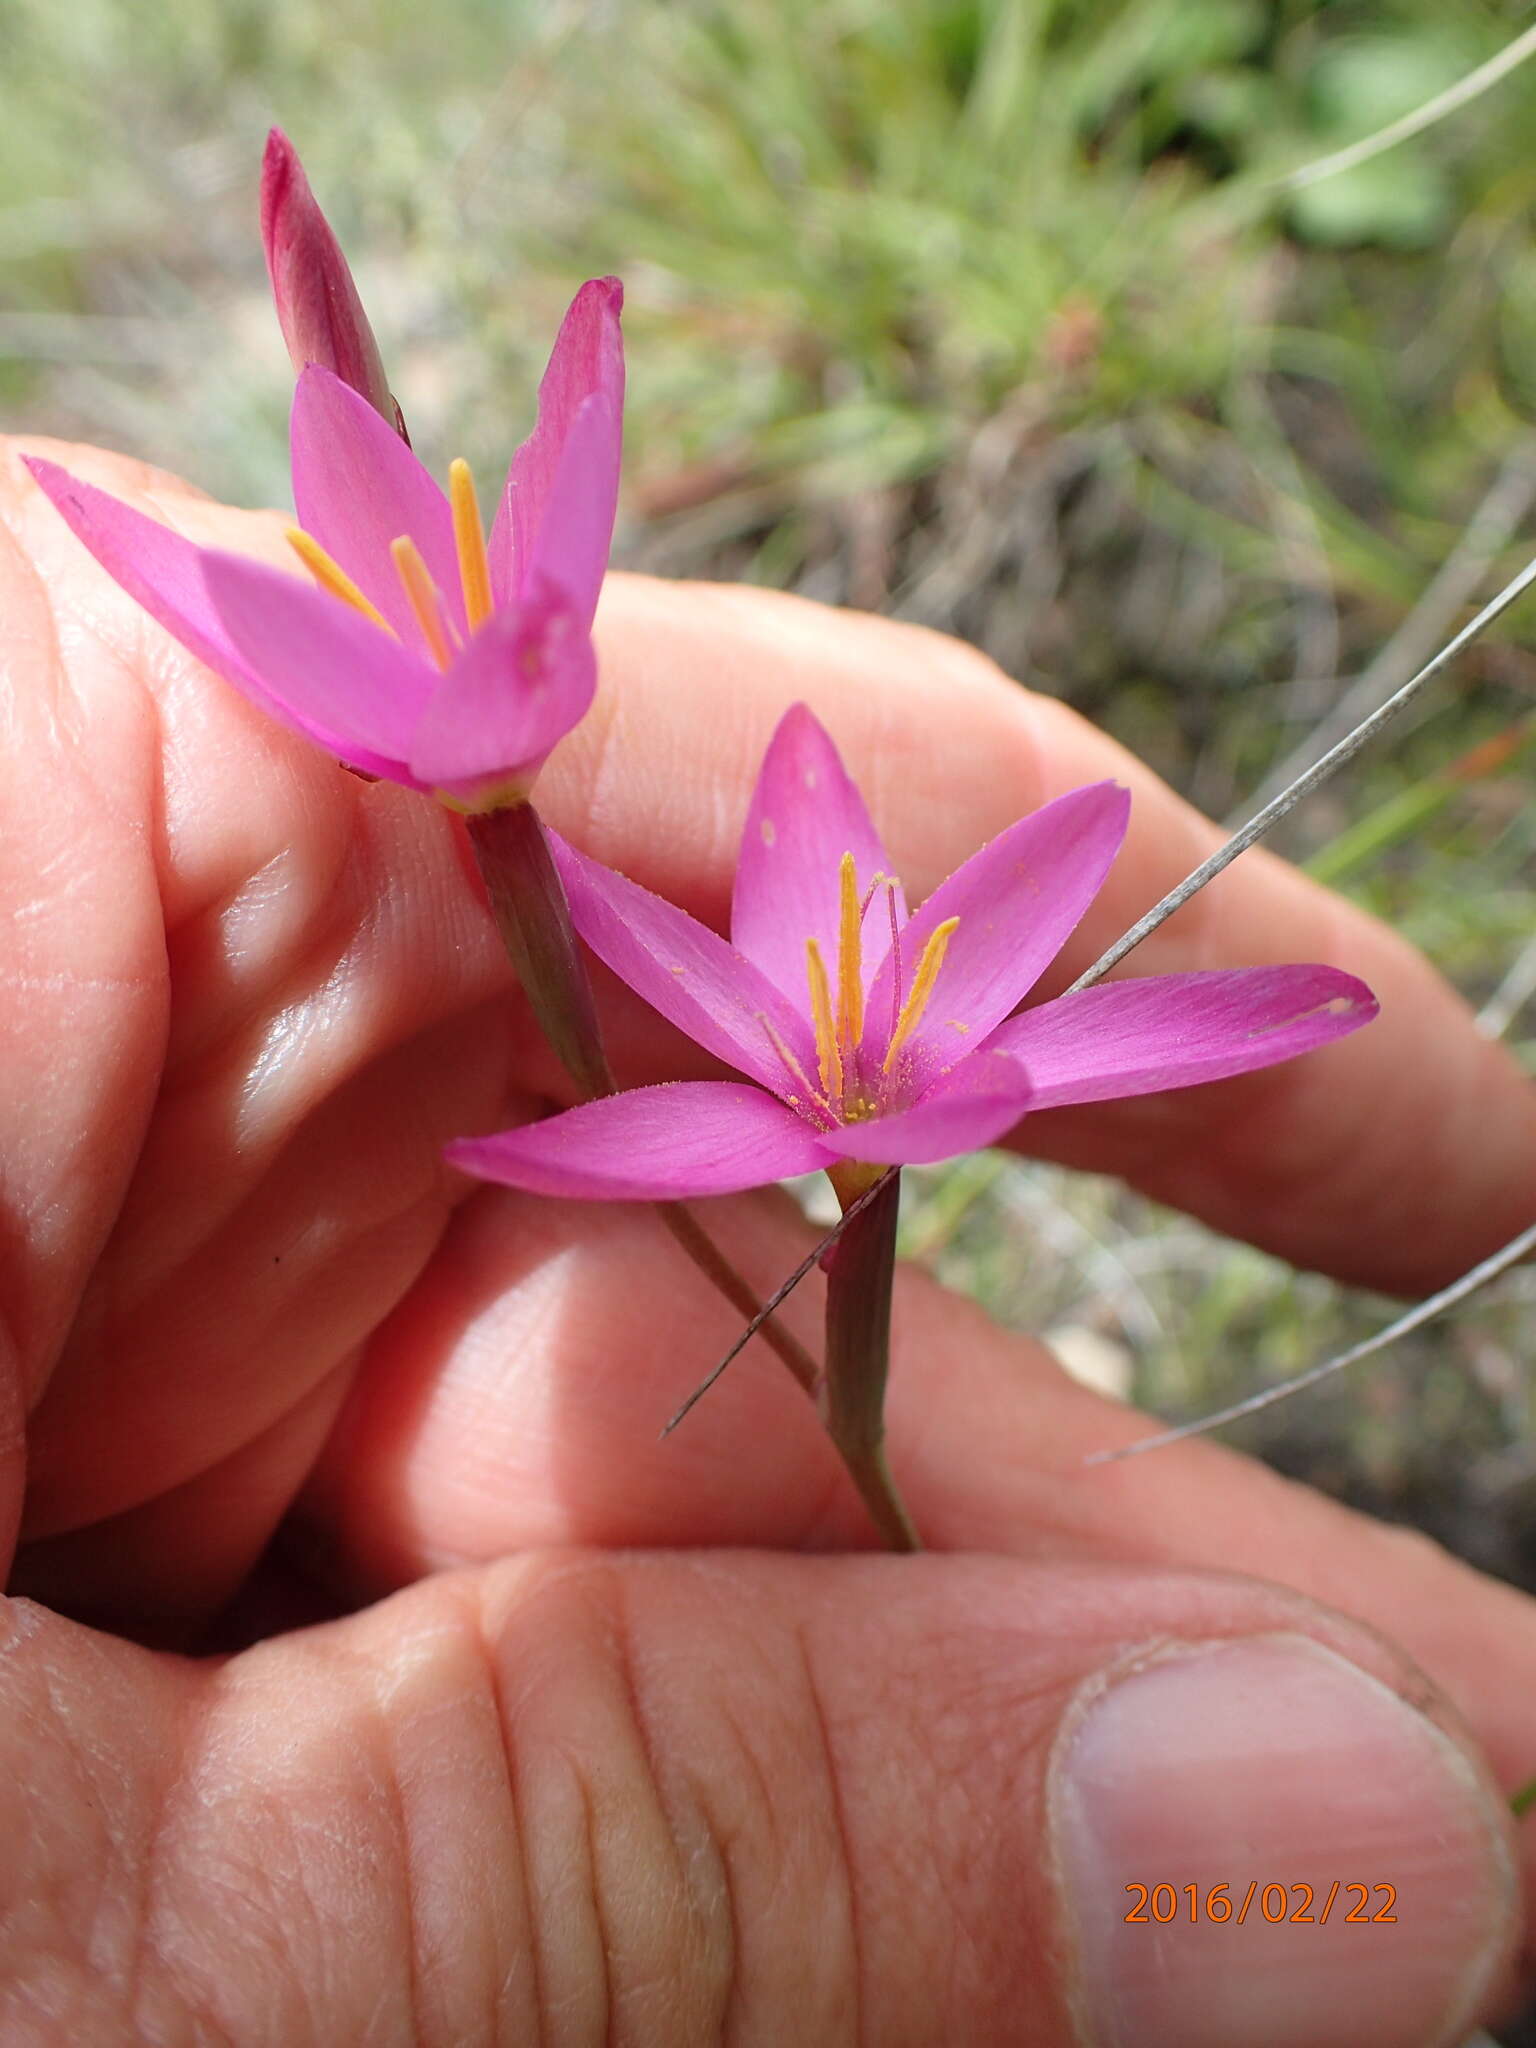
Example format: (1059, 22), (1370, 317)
(2, 0), (1533, 1550)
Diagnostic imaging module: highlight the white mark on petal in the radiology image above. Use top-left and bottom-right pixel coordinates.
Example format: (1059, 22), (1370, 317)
(1247, 993), (1366, 1036)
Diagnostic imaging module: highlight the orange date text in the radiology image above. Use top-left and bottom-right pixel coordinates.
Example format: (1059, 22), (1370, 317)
(1123, 1882), (1397, 1926)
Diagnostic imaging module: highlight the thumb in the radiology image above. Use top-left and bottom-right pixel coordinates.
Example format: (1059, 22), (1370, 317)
(0, 1556), (1515, 2047)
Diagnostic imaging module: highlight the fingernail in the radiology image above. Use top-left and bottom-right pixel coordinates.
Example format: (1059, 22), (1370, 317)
(1050, 1633), (1515, 2048)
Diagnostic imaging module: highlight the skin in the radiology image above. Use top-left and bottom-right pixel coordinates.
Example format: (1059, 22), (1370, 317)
(2, 437), (1536, 2043)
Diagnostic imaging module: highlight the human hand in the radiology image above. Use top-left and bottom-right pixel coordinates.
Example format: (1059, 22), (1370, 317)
(4, 440), (1534, 2044)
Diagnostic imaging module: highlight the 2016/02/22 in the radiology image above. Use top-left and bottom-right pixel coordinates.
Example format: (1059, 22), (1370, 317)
(1123, 1882), (1397, 1926)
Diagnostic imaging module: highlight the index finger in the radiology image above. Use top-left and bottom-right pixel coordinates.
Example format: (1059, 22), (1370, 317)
(541, 573), (1536, 1295)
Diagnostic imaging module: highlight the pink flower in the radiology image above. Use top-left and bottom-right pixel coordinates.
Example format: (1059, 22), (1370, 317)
(25, 278), (624, 809)
(449, 705), (1378, 1197)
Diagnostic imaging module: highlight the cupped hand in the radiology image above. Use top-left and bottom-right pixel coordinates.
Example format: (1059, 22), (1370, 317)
(3, 439), (1534, 2045)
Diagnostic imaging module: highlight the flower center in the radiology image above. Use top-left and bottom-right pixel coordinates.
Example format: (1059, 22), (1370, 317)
(285, 455), (494, 671)
(798, 850), (959, 1123)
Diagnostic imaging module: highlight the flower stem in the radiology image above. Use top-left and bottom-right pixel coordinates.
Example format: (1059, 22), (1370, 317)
(465, 801), (820, 1396)
(468, 799), (616, 1103)
(652, 1199), (817, 1393)
(821, 1169), (921, 1552)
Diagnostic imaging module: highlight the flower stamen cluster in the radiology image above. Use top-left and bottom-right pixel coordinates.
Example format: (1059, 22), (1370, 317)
(287, 455), (499, 675)
(800, 848), (962, 1126)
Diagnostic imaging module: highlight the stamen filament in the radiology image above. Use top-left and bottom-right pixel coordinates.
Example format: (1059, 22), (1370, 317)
(449, 457), (494, 631)
(836, 851), (864, 1055)
(286, 526), (392, 633)
(883, 917), (960, 1075)
(759, 1011), (826, 1112)
(806, 938), (844, 1103)
(390, 536), (454, 670)
(886, 883), (902, 1041)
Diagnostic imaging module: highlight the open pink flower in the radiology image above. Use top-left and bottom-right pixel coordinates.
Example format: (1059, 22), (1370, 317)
(449, 705), (1378, 1197)
(25, 278), (623, 809)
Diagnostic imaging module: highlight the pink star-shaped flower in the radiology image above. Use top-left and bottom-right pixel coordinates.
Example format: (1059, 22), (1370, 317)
(26, 278), (623, 810)
(450, 705), (1378, 1196)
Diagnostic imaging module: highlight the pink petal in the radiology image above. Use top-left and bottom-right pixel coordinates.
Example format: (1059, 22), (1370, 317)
(519, 391), (623, 632)
(864, 781), (1130, 1088)
(407, 578), (597, 800)
(549, 834), (822, 1095)
(290, 365), (464, 653)
(730, 703), (906, 1010)
(261, 128), (395, 424)
(22, 457), (407, 776)
(200, 550), (435, 773)
(446, 1081), (832, 1199)
(986, 966), (1379, 1108)
(820, 1051), (1035, 1166)
(488, 278), (624, 618)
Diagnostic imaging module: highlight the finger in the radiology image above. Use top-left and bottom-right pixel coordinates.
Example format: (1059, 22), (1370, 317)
(0, 445), (522, 1576)
(544, 573), (1536, 1294)
(0, 445), (684, 1578)
(295, 1185), (1536, 1892)
(0, 1558), (1516, 2046)
(12, 1362), (355, 1639)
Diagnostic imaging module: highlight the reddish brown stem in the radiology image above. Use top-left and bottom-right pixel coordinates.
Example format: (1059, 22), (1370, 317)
(821, 1170), (920, 1552)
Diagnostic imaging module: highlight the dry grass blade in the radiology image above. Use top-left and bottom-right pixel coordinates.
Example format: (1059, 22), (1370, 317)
(1065, 548), (1536, 995)
(1086, 1218), (1536, 1465)
(1476, 928), (1536, 1040)
(1245, 434), (1536, 816)
(660, 1169), (897, 1435)
(1278, 22), (1536, 192)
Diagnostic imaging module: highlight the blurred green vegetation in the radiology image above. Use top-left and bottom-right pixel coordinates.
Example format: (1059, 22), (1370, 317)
(2, 0), (1532, 1557)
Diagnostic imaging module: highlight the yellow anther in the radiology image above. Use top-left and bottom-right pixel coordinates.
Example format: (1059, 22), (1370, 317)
(836, 850), (864, 1056)
(883, 916), (960, 1075)
(390, 535), (455, 670)
(285, 526), (392, 633)
(449, 457), (494, 631)
(806, 938), (844, 1103)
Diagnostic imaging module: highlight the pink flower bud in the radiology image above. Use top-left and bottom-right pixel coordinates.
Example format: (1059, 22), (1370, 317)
(260, 128), (400, 432)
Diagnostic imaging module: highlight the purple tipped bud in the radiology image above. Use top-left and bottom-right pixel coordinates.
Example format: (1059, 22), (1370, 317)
(260, 128), (401, 434)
